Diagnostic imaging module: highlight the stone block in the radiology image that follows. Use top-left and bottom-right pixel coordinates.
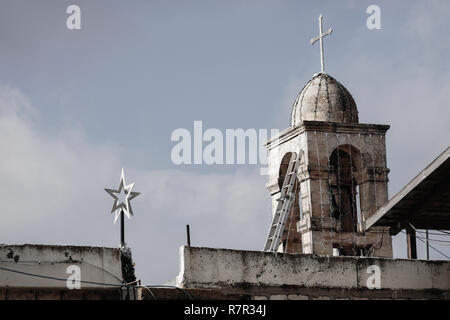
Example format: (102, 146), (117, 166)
(270, 295), (287, 300)
(287, 294), (309, 300)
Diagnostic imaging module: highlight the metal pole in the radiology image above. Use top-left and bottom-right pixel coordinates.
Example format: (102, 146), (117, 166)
(121, 209), (125, 248)
(425, 229), (430, 260)
(406, 225), (417, 259)
(186, 224), (191, 247)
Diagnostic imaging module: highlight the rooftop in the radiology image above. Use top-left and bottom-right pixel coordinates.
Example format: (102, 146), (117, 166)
(364, 147), (450, 234)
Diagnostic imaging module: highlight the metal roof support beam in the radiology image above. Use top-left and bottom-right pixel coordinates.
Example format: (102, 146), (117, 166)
(406, 224), (417, 260)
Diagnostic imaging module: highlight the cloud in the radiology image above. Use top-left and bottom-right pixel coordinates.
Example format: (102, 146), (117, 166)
(130, 167), (271, 283)
(0, 85), (272, 283)
(2, 1), (449, 283)
(0, 85), (120, 234)
(346, 59), (450, 195)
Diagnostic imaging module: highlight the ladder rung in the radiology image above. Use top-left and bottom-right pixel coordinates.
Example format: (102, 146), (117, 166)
(264, 154), (299, 252)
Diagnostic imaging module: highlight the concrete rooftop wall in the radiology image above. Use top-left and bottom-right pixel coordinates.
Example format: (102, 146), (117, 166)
(176, 246), (450, 291)
(0, 244), (123, 288)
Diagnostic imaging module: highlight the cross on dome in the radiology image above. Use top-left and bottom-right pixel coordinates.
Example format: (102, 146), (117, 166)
(310, 14), (333, 74)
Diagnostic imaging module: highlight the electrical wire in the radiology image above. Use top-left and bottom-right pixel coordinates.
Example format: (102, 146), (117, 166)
(415, 234), (450, 259)
(414, 230), (450, 237)
(144, 285), (194, 300)
(400, 230), (450, 260)
(137, 285), (157, 300)
(0, 265), (123, 287)
(0, 264), (194, 300)
(366, 233), (384, 257)
(0, 259), (124, 283)
(414, 236), (450, 244)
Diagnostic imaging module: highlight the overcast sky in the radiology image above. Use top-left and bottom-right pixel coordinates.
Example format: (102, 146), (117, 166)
(0, 0), (449, 284)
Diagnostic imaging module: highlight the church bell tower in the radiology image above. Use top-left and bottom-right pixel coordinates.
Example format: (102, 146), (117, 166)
(264, 15), (392, 257)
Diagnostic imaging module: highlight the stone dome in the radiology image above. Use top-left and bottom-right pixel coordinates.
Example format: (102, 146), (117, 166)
(290, 73), (358, 126)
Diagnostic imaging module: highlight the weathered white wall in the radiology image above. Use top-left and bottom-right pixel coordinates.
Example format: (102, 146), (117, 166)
(0, 244), (123, 288)
(176, 246), (450, 291)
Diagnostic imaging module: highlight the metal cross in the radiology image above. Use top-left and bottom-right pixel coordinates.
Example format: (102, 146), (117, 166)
(310, 14), (333, 74)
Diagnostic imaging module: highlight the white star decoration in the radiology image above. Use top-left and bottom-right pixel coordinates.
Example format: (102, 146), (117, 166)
(105, 168), (140, 224)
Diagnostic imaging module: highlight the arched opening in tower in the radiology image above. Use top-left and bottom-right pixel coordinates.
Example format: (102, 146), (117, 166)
(328, 146), (363, 233)
(278, 152), (302, 253)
